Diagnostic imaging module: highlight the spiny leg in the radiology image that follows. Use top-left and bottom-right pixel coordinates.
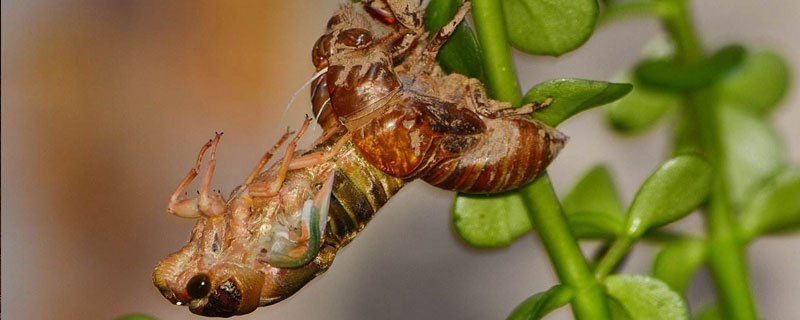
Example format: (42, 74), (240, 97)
(197, 132), (226, 217)
(466, 78), (552, 118)
(288, 132), (351, 170)
(167, 138), (214, 218)
(409, 1), (471, 75)
(244, 129), (292, 185)
(267, 116), (312, 195)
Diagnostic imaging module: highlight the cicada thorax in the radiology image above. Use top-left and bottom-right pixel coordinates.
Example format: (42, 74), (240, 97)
(349, 91), (486, 179)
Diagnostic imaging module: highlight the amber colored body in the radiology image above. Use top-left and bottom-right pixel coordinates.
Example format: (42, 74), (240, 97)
(154, 133), (405, 316)
(311, 3), (566, 194)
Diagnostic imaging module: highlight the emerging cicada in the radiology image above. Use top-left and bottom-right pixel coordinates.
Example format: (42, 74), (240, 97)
(154, 0), (567, 317)
(153, 121), (406, 316)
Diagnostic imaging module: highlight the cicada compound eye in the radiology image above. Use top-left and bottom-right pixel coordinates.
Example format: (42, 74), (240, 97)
(337, 28), (372, 48)
(187, 273), (212, 299)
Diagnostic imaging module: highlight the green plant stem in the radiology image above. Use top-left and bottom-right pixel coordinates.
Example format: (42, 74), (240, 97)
(521, 176), (611, 319)
(594, 236), (635, 279)
(470, 0), (522, 105)
(693, 91), (759, 320)
(664, 1), (758, 318)
(469, 1), (610, 318)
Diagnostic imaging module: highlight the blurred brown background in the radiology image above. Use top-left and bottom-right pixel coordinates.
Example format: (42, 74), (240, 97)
(2, 0), (799, 319)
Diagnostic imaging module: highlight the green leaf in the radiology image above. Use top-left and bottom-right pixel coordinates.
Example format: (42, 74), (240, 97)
(567, 211), (624, 239)
(563, 165), (625, 217)
(740, 167), (800, 239)
(652, 238), (706, 294)
(425, 0), (485, 81)
(718, 49), (791, 116)
(625, 155), (712, 238)
(524, 79), (633, 127)
(635, 45), (746, 92)
(507, 285), (572, 320)
(562, 165), (625, 239)
(604, 274), (690, 320)
(608, 297), (633, 320)
(607, 76), (680, 134)
(502, 0), (598, 56)
(452, 192), (531, 248)
(717, 103), (785, 205)
(599, 0), (676, 24)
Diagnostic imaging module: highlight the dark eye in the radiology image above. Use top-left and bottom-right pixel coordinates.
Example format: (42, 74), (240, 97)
(187, 273), (212, 299)
(337, 28), (372, 48)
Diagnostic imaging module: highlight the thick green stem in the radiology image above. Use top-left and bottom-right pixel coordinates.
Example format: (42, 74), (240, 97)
(693, 91), (759, 320)
(470, 0), (522, 106)
(663, 1), (758, 318)
(469, 1), (610, 318)
(521, 176), (611, 319)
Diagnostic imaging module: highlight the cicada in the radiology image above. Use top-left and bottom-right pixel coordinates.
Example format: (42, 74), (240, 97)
(153, 120), (406, 316)
(154, 0), (567, 316)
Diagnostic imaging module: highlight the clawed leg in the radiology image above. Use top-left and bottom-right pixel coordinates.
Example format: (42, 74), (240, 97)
(409, 1), (471, 75)
(466, 78), (552, 118)
(288, 132), (351, 170)
(244, 129), (293, 185)
(249, 116), (312, 198)
(167, 133), (226, 218)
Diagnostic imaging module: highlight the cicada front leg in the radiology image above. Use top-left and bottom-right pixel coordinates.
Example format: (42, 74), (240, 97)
(167, 132), (226, 218)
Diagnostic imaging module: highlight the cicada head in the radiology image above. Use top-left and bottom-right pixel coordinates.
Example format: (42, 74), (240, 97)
(152, 217), (265, 317)
(312, 4), (374, 70)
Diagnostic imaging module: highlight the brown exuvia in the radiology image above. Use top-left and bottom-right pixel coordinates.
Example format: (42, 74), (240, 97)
(311, 0), (566, 193)
(154, 0), (566, 317)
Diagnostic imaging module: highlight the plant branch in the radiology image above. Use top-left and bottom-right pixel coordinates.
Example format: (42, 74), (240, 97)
(470, 0), (522, 106)
(663, 1), (758, 318)
(521, 176), (611, 319)
(469, 1), (610, 318)
(594, 236), (635, 279)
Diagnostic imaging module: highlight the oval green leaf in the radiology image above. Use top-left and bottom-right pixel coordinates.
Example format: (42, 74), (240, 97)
(452, 192), (532, 248)
(563, 165), (625, 217)
(607, 76), (680, 134)
(625, 155), (712, 238)
(635, 45), (746, 92)
(507, 285), (572, 320)
(604, 274), (690, 320)
(425, 0), (485, 81)
(652, 238), (706, 295)
(524, 79), (633, 127)
(502, 0), (598, 56)
(567, 211), (624, 239)
(740, 166), (800, 239)
(717, 103), (785, 205)
(718, 49), (791, 116)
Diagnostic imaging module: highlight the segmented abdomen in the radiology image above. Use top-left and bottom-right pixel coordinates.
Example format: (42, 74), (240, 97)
(423, 117), (566, 193)
(324, 143), (405, 247)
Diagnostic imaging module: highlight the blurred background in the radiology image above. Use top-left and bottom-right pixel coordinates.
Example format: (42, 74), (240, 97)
(2, 0), (799, 319)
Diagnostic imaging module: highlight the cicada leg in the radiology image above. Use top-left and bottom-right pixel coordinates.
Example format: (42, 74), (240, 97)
(263, 173), (335, 268)
(288, 132), (351, 170)
(167, 133), (226, 218)
(465, 78), (553, 118)
(408, 2), (471, 75)
(244, 129), (292, 185)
